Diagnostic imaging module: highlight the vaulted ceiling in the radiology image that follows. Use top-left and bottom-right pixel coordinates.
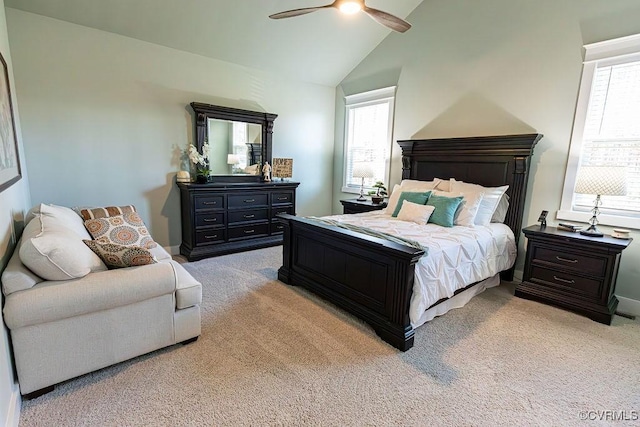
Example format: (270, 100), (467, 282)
(5, 0), (423, 86)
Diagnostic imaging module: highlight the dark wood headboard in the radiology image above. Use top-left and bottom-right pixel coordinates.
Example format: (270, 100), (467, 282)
(397, 134), (542, 246)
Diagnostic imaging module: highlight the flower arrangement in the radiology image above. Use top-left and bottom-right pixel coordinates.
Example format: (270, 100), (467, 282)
(188, 142), (211, 183)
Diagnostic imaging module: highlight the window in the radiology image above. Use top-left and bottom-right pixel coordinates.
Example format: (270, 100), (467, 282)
(342, 86), (396, 194)
(558, 34), (640, 229)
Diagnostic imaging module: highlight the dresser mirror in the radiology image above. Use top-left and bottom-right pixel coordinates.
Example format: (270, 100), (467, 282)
(190, 102), (277, 182)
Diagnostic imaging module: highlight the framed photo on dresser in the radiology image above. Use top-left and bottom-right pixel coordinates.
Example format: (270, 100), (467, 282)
(0, 51), (21, 193)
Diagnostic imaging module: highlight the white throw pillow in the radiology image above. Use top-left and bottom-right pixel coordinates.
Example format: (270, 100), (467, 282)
(40, 203), (92, 239)
(433, 190), (484, 227)
(396, 200), (436, 224)
(450, 179), (509, 226)
(383, 184), (402, 215)
(400, 178), (450, 192)
(19, 214), (107, 281)
(491, 194), (510, 223)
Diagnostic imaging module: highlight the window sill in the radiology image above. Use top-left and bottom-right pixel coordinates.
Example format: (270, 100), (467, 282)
(556, 210), (639, 230)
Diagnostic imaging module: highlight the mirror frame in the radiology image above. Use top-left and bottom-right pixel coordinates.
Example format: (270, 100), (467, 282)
(190, 102), (277, 183)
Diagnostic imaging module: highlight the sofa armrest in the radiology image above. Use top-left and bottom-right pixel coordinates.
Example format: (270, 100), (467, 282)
(4, 262), (177, 330)
(168, 261), (202, 309)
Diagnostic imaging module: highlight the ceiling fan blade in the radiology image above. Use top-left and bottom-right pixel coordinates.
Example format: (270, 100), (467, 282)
(362, 6), (411, 33)
(269, 5), (332, 20)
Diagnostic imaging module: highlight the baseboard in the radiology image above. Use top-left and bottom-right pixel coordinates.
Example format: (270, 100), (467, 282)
(3, 384), (21, 427)
(512, 269), (523, 283)
(166, 245), (180, 256)
(616, 296), (640, 318)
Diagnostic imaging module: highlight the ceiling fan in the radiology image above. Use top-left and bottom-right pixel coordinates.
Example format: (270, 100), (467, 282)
(269, 0), (412, 33)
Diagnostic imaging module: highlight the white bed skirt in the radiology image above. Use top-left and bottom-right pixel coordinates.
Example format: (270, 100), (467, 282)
(411, 274), (501, 329)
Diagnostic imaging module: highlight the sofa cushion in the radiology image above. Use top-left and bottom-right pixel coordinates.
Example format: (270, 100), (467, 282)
(84, 240), (157, 269)
(19, 216), (107, 281)
(83, 211), (156, 249)
(1, 239), (44, 296)
(168, 260), (202, 309)
(3, 262), (178, 329)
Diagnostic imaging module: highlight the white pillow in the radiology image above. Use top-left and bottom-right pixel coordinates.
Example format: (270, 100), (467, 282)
(491, 194), (510, 223)
(400, 178), (450, 192)
(383, 184), (402, 215)
(40, 203), (92, 239)
(450, 179), (509, 226)
(396, 200), (436, 224)
(433, 190), (484, 227)
(19, 215), (107, 281)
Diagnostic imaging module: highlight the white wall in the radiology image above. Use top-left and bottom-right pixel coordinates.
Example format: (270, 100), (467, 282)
(0, 0), (30, 424)
(7, 9), (336, 251)
(335, 0), (640, 303)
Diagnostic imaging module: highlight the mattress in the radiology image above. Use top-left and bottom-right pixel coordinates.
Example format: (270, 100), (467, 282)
(323, 211), (517, 327)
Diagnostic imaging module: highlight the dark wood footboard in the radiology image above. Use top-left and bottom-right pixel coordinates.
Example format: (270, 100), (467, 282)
(277, 214), (424, 351)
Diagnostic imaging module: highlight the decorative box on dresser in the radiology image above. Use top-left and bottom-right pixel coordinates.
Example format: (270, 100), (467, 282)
(178, 181), (299, 261)
(516, 225), (632, 324)
(340, 199), (387, 214)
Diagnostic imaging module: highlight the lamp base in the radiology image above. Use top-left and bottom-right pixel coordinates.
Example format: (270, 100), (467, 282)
(356, 195), (367, 201)
(579, 225), (603, 238)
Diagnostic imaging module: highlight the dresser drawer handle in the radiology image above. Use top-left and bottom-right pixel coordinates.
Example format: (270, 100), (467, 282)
(203, 218), (217, 222)
(276, 225), (284, 229)
(244, 199), (255, 203)
(555, 256), (578, 263)
(553, 276), (575, 285)
(244, 214), (255, 219)
(244, 229), (255, 234)
(204, 234), (218, 239)
(277, 197), (288, 201)
(202, 201), (217, 205)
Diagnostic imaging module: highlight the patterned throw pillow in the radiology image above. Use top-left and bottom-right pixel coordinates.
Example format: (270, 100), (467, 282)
(83, 240), (157, 269)
(80, 205), (137, 221)
(84, 212), (156, 249)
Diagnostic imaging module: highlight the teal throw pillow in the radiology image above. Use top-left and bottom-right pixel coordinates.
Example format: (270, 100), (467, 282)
(427, 194), (464, 227)
(392, 191), (431, 217)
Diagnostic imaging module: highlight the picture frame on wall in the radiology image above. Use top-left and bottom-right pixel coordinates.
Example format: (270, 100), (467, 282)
(0, 51), (20, 193)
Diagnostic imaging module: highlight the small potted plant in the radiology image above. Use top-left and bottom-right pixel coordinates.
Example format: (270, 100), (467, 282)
(369, 181), (388, 204)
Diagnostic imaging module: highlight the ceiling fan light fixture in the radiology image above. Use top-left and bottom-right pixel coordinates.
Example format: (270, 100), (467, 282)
(338, 1), (362, 15)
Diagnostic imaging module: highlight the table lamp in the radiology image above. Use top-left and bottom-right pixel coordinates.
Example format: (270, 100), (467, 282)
(227, 154), (240, 173)
(574, 166), (627, 237)
(352, 162), (375, 201)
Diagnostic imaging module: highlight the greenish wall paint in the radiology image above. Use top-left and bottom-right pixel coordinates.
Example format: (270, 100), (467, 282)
(7, 9), (336, 252)
(335, 0), (640, 302)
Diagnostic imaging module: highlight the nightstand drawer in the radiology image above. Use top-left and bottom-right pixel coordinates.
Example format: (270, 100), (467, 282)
(529, 265), (602, 298)
(533, 246), (606, 276)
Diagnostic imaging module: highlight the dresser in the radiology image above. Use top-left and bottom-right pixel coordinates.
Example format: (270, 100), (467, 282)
(178, 182), (299, 260)
(340, 199), (387, 214)
(516, 225), (632, 324)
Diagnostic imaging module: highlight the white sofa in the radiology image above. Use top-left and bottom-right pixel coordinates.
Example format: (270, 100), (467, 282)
(1, 204), (202, 397)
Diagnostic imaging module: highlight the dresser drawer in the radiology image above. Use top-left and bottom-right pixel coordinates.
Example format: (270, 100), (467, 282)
(529, 265), (602, 299)
(272, 206), (294, 217)
(195, 212), (225, 228)
(195, 229), (225, 245)
(194, 195), (224, 210)
(228, 208), (269, 224)
(532, 246), (606, 277)
(271, 221), (286, 234)
(228, 194), (268, 208)
(228, 223), (269, 240)
(272, 192), (293, 205)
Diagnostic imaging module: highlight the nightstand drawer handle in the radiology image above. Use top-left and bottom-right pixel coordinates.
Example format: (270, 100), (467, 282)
(204, 234), (218, 239)
(244, 214), (255, 219)
(244, 199), (255, 203)
(203, 218), (217, 222)
(203, 201), (217, 205)
(555, 256), (578, 263)
(553, 276), (575, 285)
(244, 229), (255, 234)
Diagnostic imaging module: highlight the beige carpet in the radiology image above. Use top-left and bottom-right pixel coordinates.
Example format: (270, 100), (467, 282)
(19, 247), (640, 426)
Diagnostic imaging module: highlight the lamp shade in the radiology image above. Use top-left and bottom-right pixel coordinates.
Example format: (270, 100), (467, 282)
(227, 154), (240, 165)
(352, 162), (375, 179)
(574, 166), (627, 196)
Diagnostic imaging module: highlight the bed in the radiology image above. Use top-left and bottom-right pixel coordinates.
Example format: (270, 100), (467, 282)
(277, 134), (542, 351)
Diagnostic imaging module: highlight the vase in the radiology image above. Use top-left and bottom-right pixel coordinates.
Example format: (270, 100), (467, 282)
(195, 175), (208, 184)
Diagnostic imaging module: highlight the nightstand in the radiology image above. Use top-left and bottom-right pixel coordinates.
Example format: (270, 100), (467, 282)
(516, 225), (632, 324)
(340, 198), (387, 214)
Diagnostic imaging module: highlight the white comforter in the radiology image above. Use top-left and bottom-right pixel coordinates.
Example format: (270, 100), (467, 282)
(323, 211), (517, 326)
